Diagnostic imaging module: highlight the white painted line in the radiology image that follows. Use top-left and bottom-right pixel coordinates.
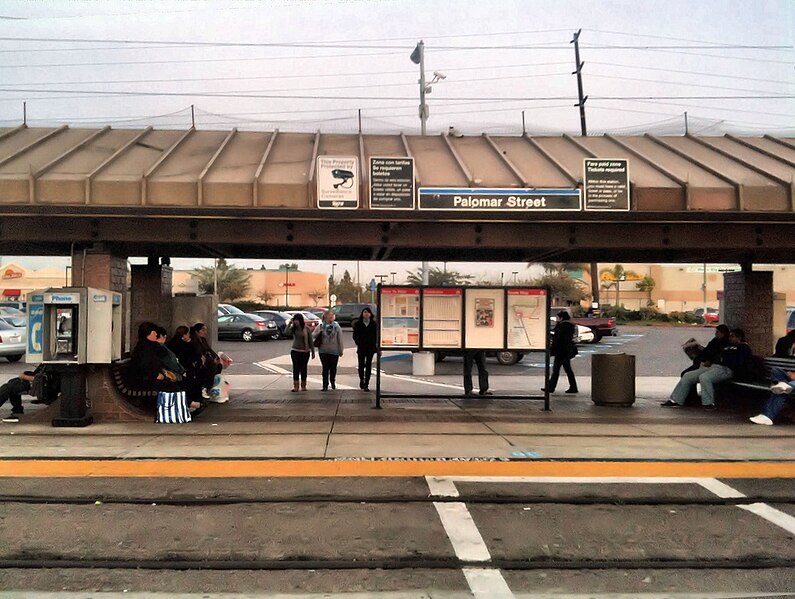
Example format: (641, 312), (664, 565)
(740, 503), (795, 535)
(463, 567), (514, 598)
(254, 361), (291, 375)
(382, 372), (465, 390)
(426, 475), (460, 497)
(432, 476), (713, 484)
(433, 501), (491, 562)
(697, 478), (747, 499)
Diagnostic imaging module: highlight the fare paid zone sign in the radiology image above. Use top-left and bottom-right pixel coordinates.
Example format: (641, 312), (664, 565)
(370, 157), (415, 210)
(418, 188), (581, 211)
(584, 159), (630, 211)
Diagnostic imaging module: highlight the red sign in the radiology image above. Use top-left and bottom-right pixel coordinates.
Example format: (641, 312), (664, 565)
(424, 288), (462, 296)
(507, 289), (546, 296)
(381, 287), (419, 295)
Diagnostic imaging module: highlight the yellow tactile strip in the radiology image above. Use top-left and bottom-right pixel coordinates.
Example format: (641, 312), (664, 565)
(0, 460), (794, 478)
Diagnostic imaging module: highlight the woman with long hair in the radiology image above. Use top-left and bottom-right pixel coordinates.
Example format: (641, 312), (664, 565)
(352, 307), (378, 391)
(313, 310), (344, 391)
(285, 313), (315, 392)
(168, 325), (203, 406)
(190, 322), (221, 394)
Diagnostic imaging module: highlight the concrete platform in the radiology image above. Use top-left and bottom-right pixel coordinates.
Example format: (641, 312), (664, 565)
(0, 373), (791, 464)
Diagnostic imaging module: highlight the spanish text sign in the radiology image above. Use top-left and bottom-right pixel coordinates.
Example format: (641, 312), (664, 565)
(418, 188), (581, 211)
(370, 157), (415, 210)
(317, 156), (359, 209)
(584, 159), (630, 211)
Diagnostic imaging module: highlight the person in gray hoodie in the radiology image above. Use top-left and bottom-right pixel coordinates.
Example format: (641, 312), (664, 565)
(313, 310), (344, 391)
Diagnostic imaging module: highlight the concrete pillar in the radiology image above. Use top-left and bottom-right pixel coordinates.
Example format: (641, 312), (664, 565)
(172, 294), (217, 342)
(723, 271), (773, 355)
(71, 246), (129, 349)
(130, 262), (173, 341)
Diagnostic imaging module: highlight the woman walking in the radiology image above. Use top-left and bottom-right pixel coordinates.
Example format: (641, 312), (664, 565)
(352, 307), (378, 391)
(313, 310), (344, 391)
(285, 313), (315, 392)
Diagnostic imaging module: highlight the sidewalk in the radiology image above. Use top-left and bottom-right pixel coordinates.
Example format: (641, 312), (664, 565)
(1, 374), (792, 463)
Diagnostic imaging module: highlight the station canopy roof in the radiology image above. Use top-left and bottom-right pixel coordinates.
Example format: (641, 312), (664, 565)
(0, 125), (794, 212)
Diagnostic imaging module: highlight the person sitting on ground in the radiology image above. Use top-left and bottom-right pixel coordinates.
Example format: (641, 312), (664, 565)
(0, 365), (47, 423)
(681, 324), (731, 377)
(750, 366), (795, 426)
(773, 330), (795, 358)
(663, 328), (753, 411)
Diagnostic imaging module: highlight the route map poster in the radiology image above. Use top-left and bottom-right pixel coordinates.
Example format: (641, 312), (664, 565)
(380, 287), (420, 347)
(422, 288), (462, 348)
(507, 289), (548, 350)
(464, 288), (505, 349)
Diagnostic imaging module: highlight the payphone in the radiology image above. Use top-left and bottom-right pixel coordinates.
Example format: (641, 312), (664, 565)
(26, 287), (122, 426)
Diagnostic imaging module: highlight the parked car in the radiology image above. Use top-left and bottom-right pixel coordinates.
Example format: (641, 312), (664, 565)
(217, 303), (245, 317)
(0, 301), (25, 312)
(0, 306), (25, 318)
(551, 306), (616, 343)
(0, 314), (26, 329)
(0, 319), (25, 362)
(217, 313), (278, 342)
(285, 310), (321, 332)
(331, 303), (377, 327)
(250, 310), (293, 338)
(433, 349), (527, 366)
(306, 308), (327, 318)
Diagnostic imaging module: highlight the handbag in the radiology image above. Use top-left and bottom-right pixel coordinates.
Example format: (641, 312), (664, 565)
(568, 342), (579, 359)
(155, 390), (192, 424)
(209, 374), (231, 404)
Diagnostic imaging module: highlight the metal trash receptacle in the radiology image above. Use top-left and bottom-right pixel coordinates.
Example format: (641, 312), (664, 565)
(591, 353), (635, 406)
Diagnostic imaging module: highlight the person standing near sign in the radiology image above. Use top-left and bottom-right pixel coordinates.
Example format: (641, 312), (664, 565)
(463, 350), (491, 397)
(353, 307), (378, 391)
(314, 310), (344, 391)
(544, 311), (578, 394)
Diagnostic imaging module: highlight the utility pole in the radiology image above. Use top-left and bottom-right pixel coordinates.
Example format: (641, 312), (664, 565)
(684, 111), (689, 134)
(571, 29), (587, 136)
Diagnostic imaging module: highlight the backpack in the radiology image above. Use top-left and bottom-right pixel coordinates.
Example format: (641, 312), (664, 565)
(31, 368), (60, 404)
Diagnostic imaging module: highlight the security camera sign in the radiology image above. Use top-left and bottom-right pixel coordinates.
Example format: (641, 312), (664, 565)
(317, 156), (359, 209)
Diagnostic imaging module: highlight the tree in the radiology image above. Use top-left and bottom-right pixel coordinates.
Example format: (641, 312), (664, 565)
(636, 275), (656, 307)
(405, 267), (473, 286)
(532, 272), (588, 305)
(540, 262), (588, 277)
(279, 263), (298, 271)
(307, 289), (327, 307)
(256, 290), (273, 304)
(330, 270), (363, 303)
(599, 264), (639, 308)
(192, 258), (251, 302)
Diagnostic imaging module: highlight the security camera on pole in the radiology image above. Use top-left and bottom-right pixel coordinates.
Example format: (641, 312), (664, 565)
(410, 41), (446, 136)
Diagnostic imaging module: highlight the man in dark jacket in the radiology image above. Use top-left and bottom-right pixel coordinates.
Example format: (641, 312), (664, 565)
(352, 308), (378, 391)
(544, 310), (578, 394)
(682, 324), (730, 377)
(128, 321), (178, 394)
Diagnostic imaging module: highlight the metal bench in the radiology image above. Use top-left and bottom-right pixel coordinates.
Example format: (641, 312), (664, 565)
(723, 356), (795, 395)
(110, 359), (158, 405)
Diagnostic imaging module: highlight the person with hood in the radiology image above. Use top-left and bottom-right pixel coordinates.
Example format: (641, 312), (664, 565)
(352, 307), (378, 391)
(313, 310), (344, 391)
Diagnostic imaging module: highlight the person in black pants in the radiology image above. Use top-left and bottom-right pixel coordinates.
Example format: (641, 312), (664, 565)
(463, 350), (491, 396)
(352, 307), (378, 391)
(0, 366), (41, 423)
(545, 310), (578, 394)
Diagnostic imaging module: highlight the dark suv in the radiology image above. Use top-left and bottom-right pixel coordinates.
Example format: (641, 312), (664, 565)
(331, 303), (376, 327)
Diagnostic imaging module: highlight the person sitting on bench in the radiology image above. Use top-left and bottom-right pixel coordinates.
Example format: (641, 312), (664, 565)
(750, 367), (795, 426)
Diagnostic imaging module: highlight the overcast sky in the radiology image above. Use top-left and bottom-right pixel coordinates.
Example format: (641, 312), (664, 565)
(0, 0), (792, 135)
(0, 1), (792, 278)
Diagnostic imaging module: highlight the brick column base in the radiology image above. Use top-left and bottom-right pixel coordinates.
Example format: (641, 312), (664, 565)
(723, 271), (773, 355)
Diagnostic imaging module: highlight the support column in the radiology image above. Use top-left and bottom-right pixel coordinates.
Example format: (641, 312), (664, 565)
(130, 257), (173, 341)
(723, 270), (773, 355)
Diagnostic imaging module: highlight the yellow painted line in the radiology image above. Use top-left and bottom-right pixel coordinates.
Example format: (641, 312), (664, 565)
(0, 460), (795, 478)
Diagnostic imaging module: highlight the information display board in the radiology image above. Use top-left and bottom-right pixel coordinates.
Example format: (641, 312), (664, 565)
(507, 288), (548, 350)
(464, 288), (505, 349)
(584, 159), (630, 211)
(370, 157), (415, 210)
(380, 287), (420, 347)
(421, 288), (462, 349)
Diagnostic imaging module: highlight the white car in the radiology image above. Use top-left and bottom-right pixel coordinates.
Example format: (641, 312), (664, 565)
(576, 325), (595, 344)
(0, 319), (25, 362)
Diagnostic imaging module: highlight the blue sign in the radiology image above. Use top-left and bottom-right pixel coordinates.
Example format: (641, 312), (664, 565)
(418, 187), (581, 211)
(27, 303), (44, 356)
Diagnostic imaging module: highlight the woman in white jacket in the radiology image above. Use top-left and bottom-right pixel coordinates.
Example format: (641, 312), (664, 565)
(313, 310), (344, 391)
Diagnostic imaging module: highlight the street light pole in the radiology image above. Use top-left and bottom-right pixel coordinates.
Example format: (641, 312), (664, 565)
(411, 40), (428, 136)
(284, 267), (289, 307)
(390, 272), (397, 284)
(512, 271), (518, 284)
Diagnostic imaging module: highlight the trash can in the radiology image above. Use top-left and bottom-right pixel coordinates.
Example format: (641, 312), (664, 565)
(591, 353), (635, 407)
